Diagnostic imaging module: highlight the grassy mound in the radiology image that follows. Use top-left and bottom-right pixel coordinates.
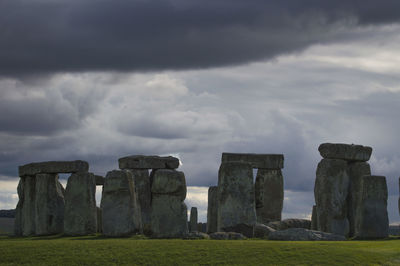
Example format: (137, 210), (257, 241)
(0, 235), (399, 265)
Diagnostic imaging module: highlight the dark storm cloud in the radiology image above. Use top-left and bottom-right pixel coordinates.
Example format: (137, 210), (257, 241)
(1, 0), (400, 77)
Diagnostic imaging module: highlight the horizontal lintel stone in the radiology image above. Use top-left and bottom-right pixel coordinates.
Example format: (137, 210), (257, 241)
(19, 160), (89, 177)
(221, 153), (284, 169)
(118, 155), (179, 169)
(318, 143), (372, 162)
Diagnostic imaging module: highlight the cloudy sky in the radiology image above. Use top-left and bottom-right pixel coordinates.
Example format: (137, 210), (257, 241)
(1, 0), (399, 224)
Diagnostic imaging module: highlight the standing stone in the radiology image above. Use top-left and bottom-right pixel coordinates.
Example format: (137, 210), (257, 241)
(217, 162), (256, 238)
(355, 175), (389, 239)
(255, 169), (284, 223)
(101, 170), (142, 237)
(128, 169), (151, 235)
(207, 186), (218, 233)
(314, 159), (349, 236)
(398, 177), (400, 216)
(150, 169), (188, 238)
(97, 207), (102, 233)
(64, 172), (97, 236)
(14, 179), (25, 236)
(347, 162), (371, 237)
(35, 173), (65, 235)
(189, 207), (198, 232)
(16, 176), (36, 236)
(311, 205), (318, 230)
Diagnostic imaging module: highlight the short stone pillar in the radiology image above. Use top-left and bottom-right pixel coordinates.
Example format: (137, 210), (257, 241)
(217, 161), (256, 238)
(101, 170), (142, 237)
(355, 175), (389, 239)
(310, 205), (318, 230)
(64, 172), (97, 236)
(189, 207), (198, 232)
(206, 186), (218, 233)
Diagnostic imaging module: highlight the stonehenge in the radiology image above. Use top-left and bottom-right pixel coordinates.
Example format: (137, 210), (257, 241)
(189, 207), (198, 232)
(206, 186), (218, 233)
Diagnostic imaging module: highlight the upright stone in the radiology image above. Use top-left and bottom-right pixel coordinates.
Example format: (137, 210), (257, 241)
(189, 207), (198, 232)
(347, 162), (371, 237)
(221, 153), (284, 169)
(217, 162), (256, 238)
(150, 169), (188, 238)
(355, 175), (388, 239)
(318, 143), (372, 162)
(64, 172), (97, 236)
(314, 159), (349, 236)
(101, 170), (142, 237)
(119, 155), (179, 169)
(35, 173), (65, 235)
(207, 186), (218, 233)
(255, 169), (284, 223)
(97, 207), (102, 233)
(15, 176), (36, 236)
(14, 179), (25, 236)
(311, 205), (318, 230)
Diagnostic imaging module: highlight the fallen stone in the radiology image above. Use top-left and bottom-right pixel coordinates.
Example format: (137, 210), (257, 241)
(255, 169), (284, 223)
(189, 207), (198, 232)
(101, 170), (142, 237)
(318, 143), (372, 162)
(268, 228), (346, 241)
(119, 155), (179, 170)
(64, 172), (97, 236)
(150, 169), (186, 200)
(254, 223), (276, 239)
(311, 205), (318, 230)
(206, 186), (218, 234)
(355, 175), (389, 239)
(35, 173), (65, 235)
(347, 162), (371, 237)
(183, 232), (210, 240)
(19, 160), (89, 177)
(267, 219), (311, 231)
(221, 153), (284, 169)
(217, 162), (256, 238)
(95, 175), (105, 186)
(209, 232), (247, 240)
(314, 159), (349, 236)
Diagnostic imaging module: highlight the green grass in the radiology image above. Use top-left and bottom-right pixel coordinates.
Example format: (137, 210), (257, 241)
(0, 235), (399, 265)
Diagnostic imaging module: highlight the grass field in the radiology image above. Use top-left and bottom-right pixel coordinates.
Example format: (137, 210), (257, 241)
(0, 235), (399, 265)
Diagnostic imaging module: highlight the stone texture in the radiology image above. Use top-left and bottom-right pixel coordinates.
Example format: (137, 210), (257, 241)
(267, 219), (311, 231)
(128, 169), (151, 235)
(35, 173), (65, 235)
(255, 169), (284, 223)
(150, 169), (186, 200)
(314, 159), (349, 236)
(217, 162), (256, 238)
(355, 175), (389, 239)
(64, 172), (97, 236)
(119, 155), (179, 170)
(347, 162), (371, 237)
(101, 170), (142, 237)
(221, 153), (284, 169)
(197, 222), (207, 233)
(189, 207), (198, 232)
(318, 143), (372, 162)
(183, 232), (210, 240)
(311, 205), (318, 230)
(254, 223), (276, 239)
(209, 232), (246, 240)
(206, 186), (218, 234)
(268, 228), (346, 241)
(14, 176), (36, 236)
(95, 175), (105, 186)
(19, 160), (89, 177)
(97, 207), (102, 233)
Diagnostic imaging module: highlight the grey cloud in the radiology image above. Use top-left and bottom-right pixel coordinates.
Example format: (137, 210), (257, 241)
(1, 0), (400, 77)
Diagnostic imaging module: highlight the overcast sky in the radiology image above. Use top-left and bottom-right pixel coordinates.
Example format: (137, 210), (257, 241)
(0, 0), (399, 224)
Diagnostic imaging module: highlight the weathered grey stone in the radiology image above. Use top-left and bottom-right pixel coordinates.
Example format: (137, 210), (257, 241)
(197, 222), (207, 233)
(311, 205), (318, 230)
(314, 159), (349, 236)
(19, 160), (89, 177)
(221, 153), (284, 169)
(183, 232), (210, 240)
(35, 173), (65, 235)
(64, 172), (97, 236)
(267, 219), (311, 231)
(255, 169), (284, 223)
(150, 195), (188, 238)
(268, 228), (346, 241)
(95, 175), (105, 186)
(206, 186), (218, 234)
(119, 155), (179, 170)
(254, 223), (276, 239)
(355, 175), (389, 239)
(14, 179), (25, 236)
(150, 169), (186, 200)
(101, 170), (142, 237)
(97, 207), (102, 233)
(189, 207), (198, 232)
(209, 232), (246, 240)
(318, 143), (372, 162)
(217, 162), (256, 237)
(128, 169), (151, 235)
(15, 176), (36, 236)
(347, 162), (371, 237)
(399, 177), (400, 216)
